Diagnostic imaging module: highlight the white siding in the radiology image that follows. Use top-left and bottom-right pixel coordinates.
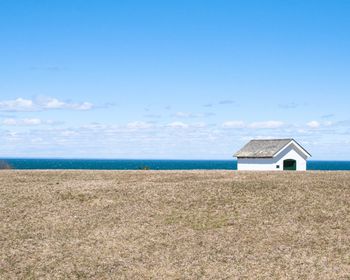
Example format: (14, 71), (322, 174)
(237, 143), (307, 171)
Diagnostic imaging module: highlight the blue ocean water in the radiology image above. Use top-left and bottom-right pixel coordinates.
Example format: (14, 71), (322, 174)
(1, 158), (350, 170)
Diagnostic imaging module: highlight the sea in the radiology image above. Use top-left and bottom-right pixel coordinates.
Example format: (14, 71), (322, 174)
(1, 158), (350, 170)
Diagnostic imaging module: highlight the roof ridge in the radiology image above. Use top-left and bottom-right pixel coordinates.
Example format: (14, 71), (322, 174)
(250, 138), (293, 141)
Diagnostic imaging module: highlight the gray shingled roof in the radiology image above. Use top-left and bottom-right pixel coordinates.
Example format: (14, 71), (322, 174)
(234, 139), (294, 158)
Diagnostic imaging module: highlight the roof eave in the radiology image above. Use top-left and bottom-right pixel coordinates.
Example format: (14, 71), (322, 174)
(273, 139), (312, 158)
(235, 156), (274, 159)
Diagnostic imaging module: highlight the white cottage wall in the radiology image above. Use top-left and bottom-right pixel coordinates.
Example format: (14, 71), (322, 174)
(237, 143), (307, 171)
(237, 157), (278, 171)
(275, 143), (307, 171)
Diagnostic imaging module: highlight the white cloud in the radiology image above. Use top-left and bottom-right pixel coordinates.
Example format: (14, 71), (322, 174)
(71, 101), (94, 111)
(126, 121), (154, 129)
(2, 118), (18, 125)
(249, 121), (284, 129)
(175, 112), (193, 118)
(42, 98), (66, 109)
(306, 120), (335, 129)
(22, 118), (42, 125)
(222, 121), (245, 128)
(222, 120), (284, 129)
(1, 118), (58, 126)
(38, 97), (94, 111)
(306, 121), (321, 128)
(166, 121), (189, 129)
(0, 97), (94, 112)
(0, 98), (35, 111)
(61, 130), (79, 137)
(173, 111), (215, 118)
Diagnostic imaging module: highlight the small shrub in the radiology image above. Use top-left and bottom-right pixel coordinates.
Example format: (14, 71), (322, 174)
(139, 165), (151, 170)
(0, 160), (12, 170)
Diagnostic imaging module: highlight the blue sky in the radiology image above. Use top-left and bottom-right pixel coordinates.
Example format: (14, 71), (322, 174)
(0, 0), (349, 159)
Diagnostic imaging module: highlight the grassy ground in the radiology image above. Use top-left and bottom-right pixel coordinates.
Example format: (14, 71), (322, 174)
(0, 170), (350, 279)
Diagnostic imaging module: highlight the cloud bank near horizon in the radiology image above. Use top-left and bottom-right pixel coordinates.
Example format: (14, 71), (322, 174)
(0, 97), (348, 160)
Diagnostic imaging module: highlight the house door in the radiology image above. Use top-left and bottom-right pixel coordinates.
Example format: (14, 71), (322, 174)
(283, 159), (296, 170)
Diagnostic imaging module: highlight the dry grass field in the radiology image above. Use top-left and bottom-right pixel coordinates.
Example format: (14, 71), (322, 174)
(1, 170), (350, 279)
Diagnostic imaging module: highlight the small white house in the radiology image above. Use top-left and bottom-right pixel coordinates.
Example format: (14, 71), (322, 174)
(234, 139), (311, 171)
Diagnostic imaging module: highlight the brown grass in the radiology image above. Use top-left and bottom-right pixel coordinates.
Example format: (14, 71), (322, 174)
(0, 170), (350, 279)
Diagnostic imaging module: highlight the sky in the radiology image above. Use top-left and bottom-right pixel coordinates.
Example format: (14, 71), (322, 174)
(0, 0), (349, 160)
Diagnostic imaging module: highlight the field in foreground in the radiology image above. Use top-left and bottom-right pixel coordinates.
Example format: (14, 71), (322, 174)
(1, 171), (350, 279)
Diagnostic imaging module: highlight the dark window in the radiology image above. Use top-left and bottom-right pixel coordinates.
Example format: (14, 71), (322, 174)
(276, 165), (280, 169)
(283, 159), (297, 170)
